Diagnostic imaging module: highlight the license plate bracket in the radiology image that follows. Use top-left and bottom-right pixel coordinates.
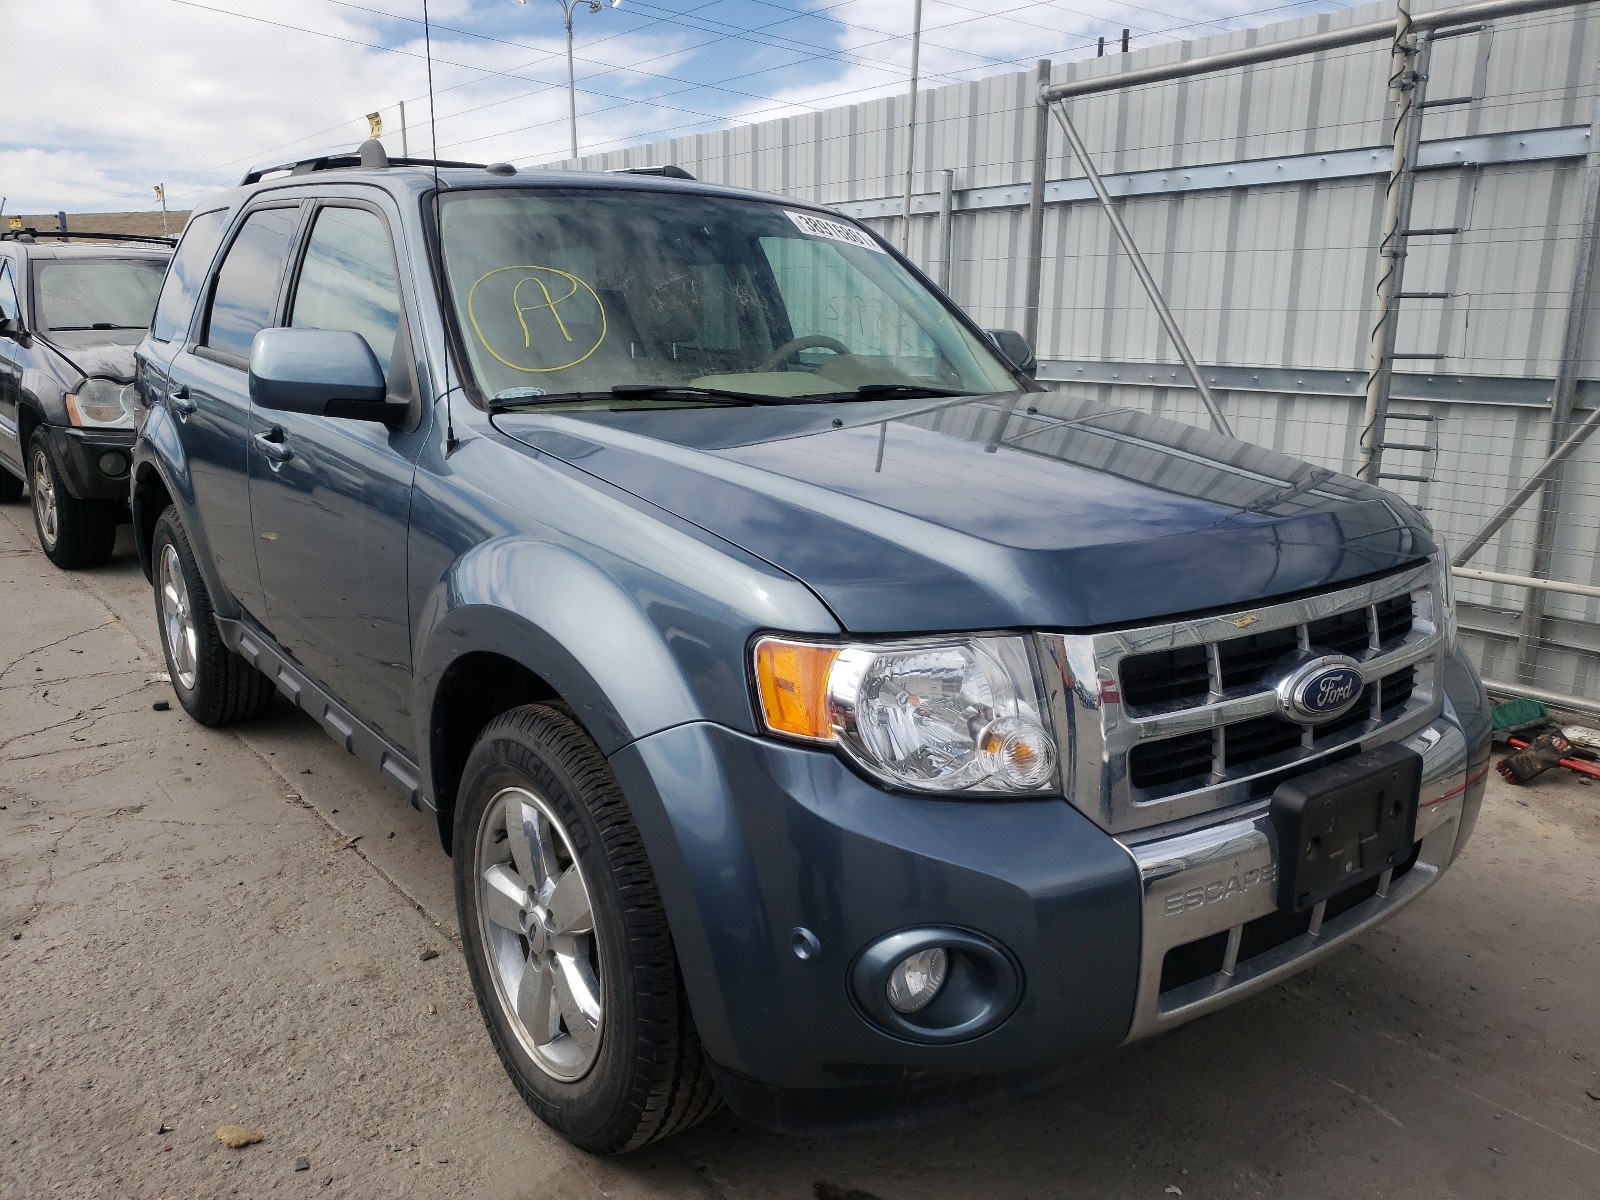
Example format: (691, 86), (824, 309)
(1271, 742), (1422, 913)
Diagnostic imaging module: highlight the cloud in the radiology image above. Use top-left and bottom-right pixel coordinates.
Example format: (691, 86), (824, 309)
(0, 0), (1350, 213)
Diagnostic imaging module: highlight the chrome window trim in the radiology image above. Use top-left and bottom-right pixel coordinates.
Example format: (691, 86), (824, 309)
(1037, 561), (1445, 836)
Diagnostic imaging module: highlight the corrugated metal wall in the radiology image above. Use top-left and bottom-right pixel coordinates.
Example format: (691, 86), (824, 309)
(560, 0), (1600, 703)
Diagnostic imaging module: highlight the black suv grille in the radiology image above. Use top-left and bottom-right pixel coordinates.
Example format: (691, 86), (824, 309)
(1120, 594), (1415, 711)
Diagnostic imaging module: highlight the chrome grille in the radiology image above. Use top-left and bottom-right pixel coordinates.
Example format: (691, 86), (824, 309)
(1037, 561), (1445, 837)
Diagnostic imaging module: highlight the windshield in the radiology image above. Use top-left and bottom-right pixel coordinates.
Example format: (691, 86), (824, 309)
(33, 258), (166, 333)
(439, 189), (1018, 405)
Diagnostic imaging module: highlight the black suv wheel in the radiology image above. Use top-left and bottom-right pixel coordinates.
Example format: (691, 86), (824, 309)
(454, 704), (720, 1153)
(29, 432), (118, 568)
(151, 508), (275, 725)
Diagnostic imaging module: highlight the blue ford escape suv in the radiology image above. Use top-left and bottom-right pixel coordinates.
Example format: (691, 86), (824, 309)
(131, 142), (1491, 1153)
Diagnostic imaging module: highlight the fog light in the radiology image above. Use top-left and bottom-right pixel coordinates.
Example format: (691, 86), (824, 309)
(97, 451), (128, 477)
(886, 947), (948, 1014)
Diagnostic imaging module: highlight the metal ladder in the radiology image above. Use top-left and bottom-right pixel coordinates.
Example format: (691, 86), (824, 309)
(1359, 21), (1485, 489)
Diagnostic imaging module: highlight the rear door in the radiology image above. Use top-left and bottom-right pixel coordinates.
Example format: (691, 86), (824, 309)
(246, 197), (427, 746)
(163, 203), (302, 622)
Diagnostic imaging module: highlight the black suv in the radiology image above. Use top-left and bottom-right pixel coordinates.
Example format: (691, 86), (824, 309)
(0, 230), (172, 566)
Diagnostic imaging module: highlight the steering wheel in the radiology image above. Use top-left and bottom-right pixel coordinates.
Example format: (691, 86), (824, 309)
(757, 334), (852, 372)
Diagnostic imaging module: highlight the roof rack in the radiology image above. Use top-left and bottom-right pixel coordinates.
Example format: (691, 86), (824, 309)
(240, 139), (486, 186)
(609, 165), (697, 180)
(0, 228), (176, 247)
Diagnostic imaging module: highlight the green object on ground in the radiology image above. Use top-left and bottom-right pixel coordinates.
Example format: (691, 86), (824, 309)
(1492, 697), (1549, 731)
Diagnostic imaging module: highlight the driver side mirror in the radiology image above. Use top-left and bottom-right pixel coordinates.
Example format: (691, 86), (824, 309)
(986, 329), (1036, 379)
(249, 328), (406, 422)
(0, 316), (30, 347)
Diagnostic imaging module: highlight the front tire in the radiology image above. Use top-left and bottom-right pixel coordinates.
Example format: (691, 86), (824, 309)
(454, 704), (720, 1153)
(30, 432), (117, 568)
(151, 508), (275, 725)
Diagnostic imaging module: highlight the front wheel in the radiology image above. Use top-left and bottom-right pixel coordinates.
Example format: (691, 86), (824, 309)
(30, 432), (117, 568)
(454, 704), (720, 1153)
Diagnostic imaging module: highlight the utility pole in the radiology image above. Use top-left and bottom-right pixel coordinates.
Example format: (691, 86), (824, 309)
(899, 0), (923, 252)
(154, 185), (170, 237)
(400, 100), (410, 158)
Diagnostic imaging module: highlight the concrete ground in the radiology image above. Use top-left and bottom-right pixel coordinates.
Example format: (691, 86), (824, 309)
(1, 501), (1597, 1200)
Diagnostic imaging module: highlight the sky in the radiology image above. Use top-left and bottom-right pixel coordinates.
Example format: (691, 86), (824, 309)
(0, 0), (1363, 216)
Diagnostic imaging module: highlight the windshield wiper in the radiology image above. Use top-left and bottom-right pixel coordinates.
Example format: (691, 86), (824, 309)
(49, 323), (145, 331)
(488, 384), (803, 412)
(849, 383), (980, 399)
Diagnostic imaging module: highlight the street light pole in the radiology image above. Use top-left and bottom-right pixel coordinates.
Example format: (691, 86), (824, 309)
(899, 0), (923, 252)
(517, 0), (621, 161)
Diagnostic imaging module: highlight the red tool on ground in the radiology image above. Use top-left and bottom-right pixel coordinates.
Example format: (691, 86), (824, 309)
(1501, 732), (1600, 782)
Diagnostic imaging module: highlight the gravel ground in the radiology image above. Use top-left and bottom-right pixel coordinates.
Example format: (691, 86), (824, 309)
(2, 501), (1597, 1200)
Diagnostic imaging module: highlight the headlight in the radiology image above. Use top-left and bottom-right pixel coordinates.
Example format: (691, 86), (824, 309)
(66, 379), (138, 429)
(752, 634), (1059, 795)
(1432, 535), (1457, 653)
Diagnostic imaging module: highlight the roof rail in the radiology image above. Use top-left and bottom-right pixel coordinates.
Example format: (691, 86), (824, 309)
(240, 139), (487, 186)
(0, 228), (177, 247)
(609, 165), (697, 180)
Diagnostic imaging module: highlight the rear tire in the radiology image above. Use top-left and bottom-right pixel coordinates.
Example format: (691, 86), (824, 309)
(151, 508), (275, 725)
(454, 704), (721, 1153)
(30, 432), (117, 568)
(0, 464), (22, 503)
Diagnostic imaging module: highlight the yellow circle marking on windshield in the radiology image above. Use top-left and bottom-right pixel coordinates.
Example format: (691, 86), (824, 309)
(467, 265), (607, 373)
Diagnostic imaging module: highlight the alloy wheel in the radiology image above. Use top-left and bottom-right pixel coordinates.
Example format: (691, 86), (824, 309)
(475, 785), (603, 1082)
(158, 543), (199, 691)
(31, 449), (57, 548)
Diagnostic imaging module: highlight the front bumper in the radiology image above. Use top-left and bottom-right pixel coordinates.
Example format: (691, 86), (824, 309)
(610, 649), (1489, 1133)
(1122, 652), (1490, 1041)
(45, 424), (135, 502)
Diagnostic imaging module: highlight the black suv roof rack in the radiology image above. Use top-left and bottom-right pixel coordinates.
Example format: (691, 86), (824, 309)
(240, 139), (486, 186)
(0, 228), (176, 247)
(609, 165), (697, 180)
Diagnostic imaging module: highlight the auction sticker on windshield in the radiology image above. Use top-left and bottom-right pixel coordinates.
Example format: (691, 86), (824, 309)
(785, 210), (885, 253)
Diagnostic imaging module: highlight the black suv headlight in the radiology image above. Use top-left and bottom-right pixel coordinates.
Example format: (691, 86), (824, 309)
(66, 379), (138, 430)
(752, 634), (1059, 795)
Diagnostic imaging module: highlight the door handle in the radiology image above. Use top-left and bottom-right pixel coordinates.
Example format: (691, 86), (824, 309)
(168, 386), (197, 416)
(252, 428), (294, 464)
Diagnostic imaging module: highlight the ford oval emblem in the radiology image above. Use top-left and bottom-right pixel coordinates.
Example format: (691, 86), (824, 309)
(1276, 656), (1366, 723)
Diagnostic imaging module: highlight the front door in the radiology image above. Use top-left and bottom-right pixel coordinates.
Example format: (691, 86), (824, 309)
(247, 201), (427, 749)
(0, 258), (25, 477)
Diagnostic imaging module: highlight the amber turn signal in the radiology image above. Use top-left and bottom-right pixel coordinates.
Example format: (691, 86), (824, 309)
(753, 638), (839, 742)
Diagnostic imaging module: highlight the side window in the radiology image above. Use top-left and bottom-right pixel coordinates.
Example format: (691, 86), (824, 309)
(288, 207), (403, 373)
(150, 209), (228, 344)
(0, 261), (19, 324)
(202, 207), (299, 362)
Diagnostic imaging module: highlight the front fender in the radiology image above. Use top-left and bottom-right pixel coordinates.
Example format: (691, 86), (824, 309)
(419, 534), (720, 761)
(131, 406), (213, 592)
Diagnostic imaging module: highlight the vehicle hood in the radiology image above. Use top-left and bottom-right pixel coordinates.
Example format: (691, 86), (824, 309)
(38, 334), (140, 382)
(493, 391), (1435, 633)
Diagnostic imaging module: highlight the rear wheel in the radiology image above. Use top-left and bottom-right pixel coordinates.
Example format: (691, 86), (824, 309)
(454, 704), (720, 1153)
(30, 432), (117, 568)
(151, 508), (275, 725)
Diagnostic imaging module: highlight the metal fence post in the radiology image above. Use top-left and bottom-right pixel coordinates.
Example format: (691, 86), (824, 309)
(1023, 58), (1052, 349)
(1047, 103), (1234, 436)
(1513, 60), (1600, 682)
(937, 169), (955, 290)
